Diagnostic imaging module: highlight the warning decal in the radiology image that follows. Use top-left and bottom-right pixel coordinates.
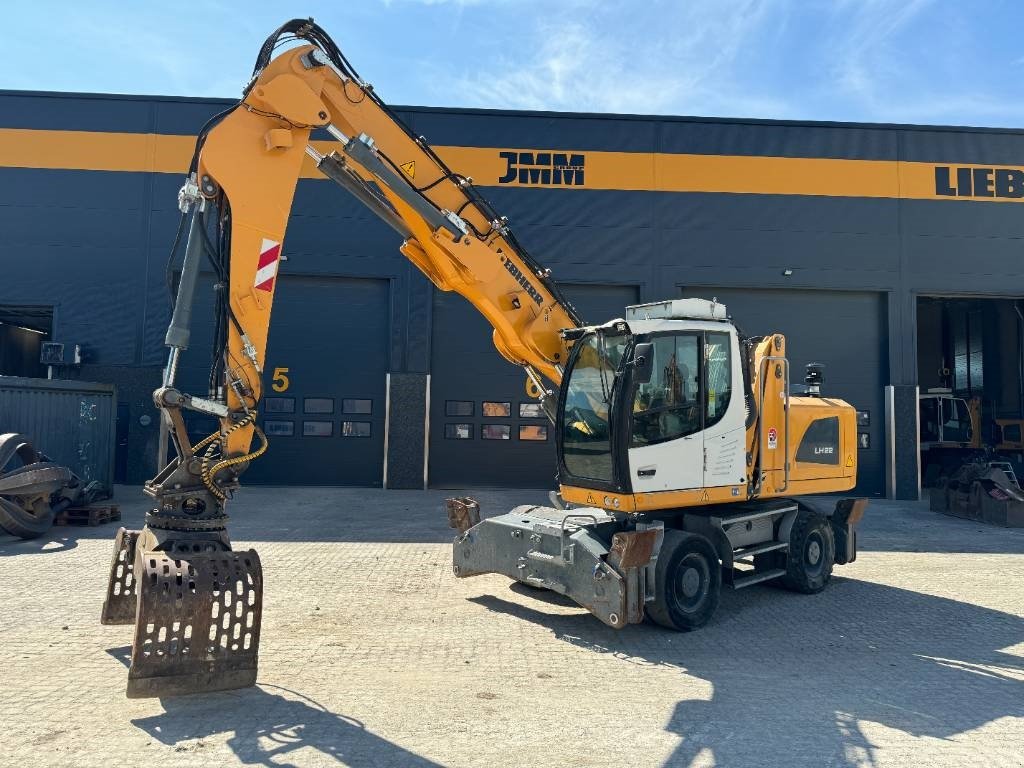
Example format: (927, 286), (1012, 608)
(767, 426), (778, 450)
(400, 160), (416, 179)
(254, 238), (281, 293)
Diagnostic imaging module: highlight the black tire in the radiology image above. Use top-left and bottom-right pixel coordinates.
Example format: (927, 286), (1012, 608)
(780, 510), (834, 593)
(647, 530), (721, 631)
(0, 496), (55, 539)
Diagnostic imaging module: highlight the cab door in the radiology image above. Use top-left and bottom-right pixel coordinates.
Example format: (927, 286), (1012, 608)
(627, 333), (704, 492)
(701, 330), (747, 489)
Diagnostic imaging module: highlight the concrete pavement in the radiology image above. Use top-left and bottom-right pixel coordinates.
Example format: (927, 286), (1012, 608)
(1, 486), (1022, 767)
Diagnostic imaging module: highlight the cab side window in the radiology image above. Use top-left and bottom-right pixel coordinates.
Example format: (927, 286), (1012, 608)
(704, 332), (732, 428)
(631, 334), (701, 446)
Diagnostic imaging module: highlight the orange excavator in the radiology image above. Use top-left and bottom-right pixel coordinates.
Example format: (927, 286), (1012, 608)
(100, 19), (866, 698)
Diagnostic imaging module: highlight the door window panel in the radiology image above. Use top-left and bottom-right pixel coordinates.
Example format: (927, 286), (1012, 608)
(519, 403), (544, 418)
(919, 398), (940, 443)
(482, 424), (511, 440)
(631, 334), (701, 447)
(342, 399), (372, 414)
(263, 420), (294, 436)
(341, 421), (371, 437)
(561, 332), (627, 482)
(304, 397), (334, 414)
(942, 398), (971, 442)
(519, 424), (548, 441)
(704, 332), (732, 427)
(303, 421), (333, 436)
(264, 397), (295, 414)
(445, 423), (473, 439)
(445, 400), (474, 417)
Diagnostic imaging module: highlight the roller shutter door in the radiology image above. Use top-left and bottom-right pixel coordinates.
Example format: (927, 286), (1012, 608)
(680, 287), (886, 496)
(429, 284), (639, 488)
(179, 275), (389, 486)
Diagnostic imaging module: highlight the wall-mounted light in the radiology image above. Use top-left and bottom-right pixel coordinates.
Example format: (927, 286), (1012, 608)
(782, 269), (793, 276)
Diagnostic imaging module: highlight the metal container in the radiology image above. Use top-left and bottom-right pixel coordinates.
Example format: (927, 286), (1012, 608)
(0, 376), (117, 491)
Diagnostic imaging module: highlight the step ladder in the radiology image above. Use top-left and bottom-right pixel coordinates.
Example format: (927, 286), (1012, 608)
(730, 540), (788, 589)
(710, 501), (795, 590)
(989, 461), (1021, 489)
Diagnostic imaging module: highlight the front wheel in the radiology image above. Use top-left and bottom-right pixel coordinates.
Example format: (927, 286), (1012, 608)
(647, 530), (721, 631)
(781, 510), (835, 593)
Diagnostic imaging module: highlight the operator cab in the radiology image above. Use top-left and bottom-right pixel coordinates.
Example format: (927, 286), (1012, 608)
(556, 299), (748, 504)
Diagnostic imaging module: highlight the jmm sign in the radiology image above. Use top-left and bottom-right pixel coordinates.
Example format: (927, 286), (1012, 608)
(499, 152), (585, 186)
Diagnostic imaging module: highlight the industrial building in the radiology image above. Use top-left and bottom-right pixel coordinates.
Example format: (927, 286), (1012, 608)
(1, 88), (1022, 498)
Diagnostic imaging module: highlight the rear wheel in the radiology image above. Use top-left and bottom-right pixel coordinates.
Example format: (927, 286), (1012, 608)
(647, 530), (721, 631)
(781, 510), (834, 593)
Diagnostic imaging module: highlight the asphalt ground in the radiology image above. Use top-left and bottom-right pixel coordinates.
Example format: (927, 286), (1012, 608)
(0, 486), (1021, 767)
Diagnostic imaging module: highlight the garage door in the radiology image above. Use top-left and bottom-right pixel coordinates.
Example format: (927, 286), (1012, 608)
(179, 275), (390, 486)
(680, 287), (886, 496)
(429, 284), (639, 488)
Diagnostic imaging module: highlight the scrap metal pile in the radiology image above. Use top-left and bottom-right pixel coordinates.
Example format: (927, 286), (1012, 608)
(929, 459), (1024, 528)
(0, 432), (103, 539)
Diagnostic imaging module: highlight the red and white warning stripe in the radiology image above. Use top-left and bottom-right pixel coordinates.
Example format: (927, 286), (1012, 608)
(254, 238), (281, 292)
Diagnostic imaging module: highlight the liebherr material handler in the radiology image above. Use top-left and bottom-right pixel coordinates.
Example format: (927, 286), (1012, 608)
(100, 19), (867, 698)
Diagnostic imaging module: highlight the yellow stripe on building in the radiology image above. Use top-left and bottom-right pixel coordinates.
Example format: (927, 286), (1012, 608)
(0, 127), (1017, 203)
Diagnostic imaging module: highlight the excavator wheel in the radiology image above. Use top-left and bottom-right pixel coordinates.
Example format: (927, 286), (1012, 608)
(646, 530), (721, 631)
(779, 510), (835, 594)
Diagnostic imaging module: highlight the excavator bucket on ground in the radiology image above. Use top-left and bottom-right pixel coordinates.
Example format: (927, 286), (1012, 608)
(101, 528), (263, 698)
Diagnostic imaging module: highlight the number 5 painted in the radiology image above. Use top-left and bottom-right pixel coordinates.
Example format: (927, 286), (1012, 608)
(271, 366), (290, 392)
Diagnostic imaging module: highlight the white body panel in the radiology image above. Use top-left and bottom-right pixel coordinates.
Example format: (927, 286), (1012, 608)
(629, 433), (704, 492)
(625, 298), (728, 322)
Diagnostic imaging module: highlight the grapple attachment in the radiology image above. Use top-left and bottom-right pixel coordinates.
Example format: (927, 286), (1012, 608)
(125, 549), (263, 698)
(101, 524), (264, 698)
(100, 527), (140, 625)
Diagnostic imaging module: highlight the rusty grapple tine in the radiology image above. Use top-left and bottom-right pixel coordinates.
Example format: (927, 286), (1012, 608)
(101, 527), (141, 625)
(126, 549), (263, 698)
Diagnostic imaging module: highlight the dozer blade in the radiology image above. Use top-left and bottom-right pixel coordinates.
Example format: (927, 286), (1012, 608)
(100, 527), (140, 625)
(126, 549), (263, 698)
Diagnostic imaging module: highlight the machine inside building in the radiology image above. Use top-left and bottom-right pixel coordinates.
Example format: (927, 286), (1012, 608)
(916, 296), (1024, 487)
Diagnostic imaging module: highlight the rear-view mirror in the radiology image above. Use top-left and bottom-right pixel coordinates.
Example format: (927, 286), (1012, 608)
(633, 342), (654, 384)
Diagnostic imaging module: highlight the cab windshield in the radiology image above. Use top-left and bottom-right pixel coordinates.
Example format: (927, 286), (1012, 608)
(561, 332), (628, 483)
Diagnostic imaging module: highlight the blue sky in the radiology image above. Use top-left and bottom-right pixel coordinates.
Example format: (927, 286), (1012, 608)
(5, 0), (1024, 127)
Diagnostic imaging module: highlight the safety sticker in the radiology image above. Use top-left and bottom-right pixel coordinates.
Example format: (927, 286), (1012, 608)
(400, 160), (416, 179)
(767, 426), (778, 450)
(254, 238), (281, 293)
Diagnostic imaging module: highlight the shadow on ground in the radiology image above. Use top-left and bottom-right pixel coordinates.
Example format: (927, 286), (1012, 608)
(477, 575), (1024, 768)
(129, 684), (443, 767)
(104, 648), (441, 766)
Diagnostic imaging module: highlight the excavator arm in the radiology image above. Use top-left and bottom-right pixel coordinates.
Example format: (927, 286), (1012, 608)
(101, 19), (582, 698)
(197, 20), (579, 467)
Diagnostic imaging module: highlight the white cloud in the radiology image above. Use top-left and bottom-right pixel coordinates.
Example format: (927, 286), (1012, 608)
(439, 0), (795, 117)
